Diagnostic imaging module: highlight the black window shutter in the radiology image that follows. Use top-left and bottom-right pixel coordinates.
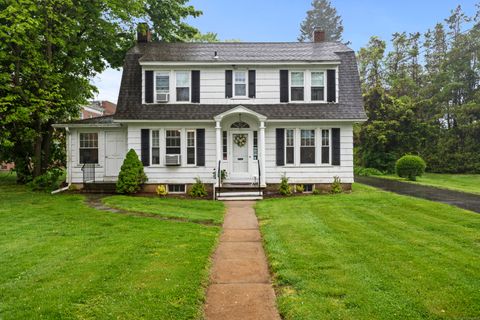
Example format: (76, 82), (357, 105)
(191, 70), (200, 103)
(196, 129), (205, 166)
(276, 128), (285, 166)
(225, 70), (233, 98)
(327, 69), (336, 102)
(280, 70), (289, 102)
(141, 129), (150, 166)
(332, 128), (341, 165)
(145, 71), (154, 103)
(248, 70), (256, 98)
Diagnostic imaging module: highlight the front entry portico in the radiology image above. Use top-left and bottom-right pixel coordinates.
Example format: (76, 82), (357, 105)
(214, 106), (267, 186)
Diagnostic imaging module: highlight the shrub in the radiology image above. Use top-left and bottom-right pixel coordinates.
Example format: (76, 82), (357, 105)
(354, 166), (383, 176)
(156, 185), (168, 196)
(188, 177), (208, 197)
(278, 174), (292, 196)
(295, 184), (304, 193)
(28, 167), (64, 191)
(312, 188), (322, 195)
(395, 155), (426, 181)
(330, 176), (343, 194)
(116, 149), (147, 194)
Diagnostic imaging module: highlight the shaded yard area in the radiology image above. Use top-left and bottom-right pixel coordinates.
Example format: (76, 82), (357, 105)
(103, 195), (225, 224)
(0, 173), (222, 319)
(256, 184), (480, 320)
(373, 173), (480, 195)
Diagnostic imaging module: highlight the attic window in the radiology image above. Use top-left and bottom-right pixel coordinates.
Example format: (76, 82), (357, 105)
(231, 121), (250, 129)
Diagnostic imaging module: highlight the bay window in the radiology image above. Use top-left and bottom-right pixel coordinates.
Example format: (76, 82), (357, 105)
(321, 129), (330, 164)
(290, 71), (304, 101)
(152, 130), (160, 165)
(234, 71), (247, 97)
(285, 129), (295, 164)
(186, 130), (196, 165)
(79, 133), (98, 164)
(300, 129), (315, 164)
(155, 72), (170, 102)
(166, 130), (181, 154)
(311, 71), (325, 101)
(176, 71), (190, 102)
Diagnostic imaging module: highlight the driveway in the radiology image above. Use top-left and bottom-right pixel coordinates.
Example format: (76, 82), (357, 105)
(356, 176), (480, 213)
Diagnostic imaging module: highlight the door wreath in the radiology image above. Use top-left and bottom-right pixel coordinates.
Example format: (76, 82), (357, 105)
(233, 134), (247, 147)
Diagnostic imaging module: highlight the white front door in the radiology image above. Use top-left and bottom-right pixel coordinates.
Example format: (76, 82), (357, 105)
(105, 131), (126, 177)
(231, 133), (249, 177)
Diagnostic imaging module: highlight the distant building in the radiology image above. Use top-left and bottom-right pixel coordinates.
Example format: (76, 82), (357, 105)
(80, 101), (116, 119)
(0, 162), (14, 171)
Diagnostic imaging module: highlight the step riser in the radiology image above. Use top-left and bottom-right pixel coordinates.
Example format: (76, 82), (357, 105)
(217, 196), (263, 201)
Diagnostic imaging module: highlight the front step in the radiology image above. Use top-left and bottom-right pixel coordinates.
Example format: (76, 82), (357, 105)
(216, 191), (263, 201)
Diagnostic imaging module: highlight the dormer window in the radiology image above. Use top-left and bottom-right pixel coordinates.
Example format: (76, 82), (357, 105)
(311, 71), (325, 101)
(155, 72), (170, 102)
(176, 71), (190, 102)
(290, 71), (304, 101)
(234, 71), (247, 97)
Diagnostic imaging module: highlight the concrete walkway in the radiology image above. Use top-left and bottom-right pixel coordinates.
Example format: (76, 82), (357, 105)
(204, 201), (280, 320)
(356, 176), (480, 213)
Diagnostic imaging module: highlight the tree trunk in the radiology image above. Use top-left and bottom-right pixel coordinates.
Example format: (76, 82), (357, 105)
(33, 119), (43, 178)
(41, 124), (53, 173)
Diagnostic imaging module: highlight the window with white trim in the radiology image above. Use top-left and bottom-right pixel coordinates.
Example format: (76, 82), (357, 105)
(290, 71), (304, 101)
(300, 129), (315, 164)
(176, 71), (190, 102)
(234, 71), (247, 97)
(166, 130), (181, 155)
(321, 129), (330, 164)
(186, 130), (196, 165)
(152, 130), (160, 165)
(285, 129), (295, 165)
(155, 72), (170, 102)
(311, 71), (325, 101)
(168, 184), (186, 193)
(79, 133), (98, 164)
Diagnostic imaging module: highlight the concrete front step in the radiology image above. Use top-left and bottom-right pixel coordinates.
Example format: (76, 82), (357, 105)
(217, 196), (263, 201)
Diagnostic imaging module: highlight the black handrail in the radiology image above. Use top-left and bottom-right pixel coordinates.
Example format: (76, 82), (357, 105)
(82, 163), (95, 183)
(257, 158), (261, 196)
(216, 160), (221, 200)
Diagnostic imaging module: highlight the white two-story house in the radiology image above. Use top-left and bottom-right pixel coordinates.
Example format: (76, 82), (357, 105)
(55, 24), (366, 199)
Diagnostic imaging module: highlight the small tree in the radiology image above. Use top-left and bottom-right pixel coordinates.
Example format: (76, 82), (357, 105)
(395, 155), (426, 181)
(278, 174), (292, 196)
(188, 177), (208, 198)
(330, 176), (343, 194)
(116, 149), (147, 194)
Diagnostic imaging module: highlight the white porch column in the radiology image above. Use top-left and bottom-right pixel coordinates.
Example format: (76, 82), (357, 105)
(215, 120), (222, 186)
(259, 121), (266, 187)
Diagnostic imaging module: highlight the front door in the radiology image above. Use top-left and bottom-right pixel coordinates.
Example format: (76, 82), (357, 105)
(231, 133), (249, 177)
(105, 131), (126, 177)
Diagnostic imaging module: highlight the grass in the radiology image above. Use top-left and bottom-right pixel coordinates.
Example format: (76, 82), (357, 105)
(373, 173), (480, 195)
(103, 195), (225, 224)
(0, 172), (221, 319)
(256, 184), (480, 320)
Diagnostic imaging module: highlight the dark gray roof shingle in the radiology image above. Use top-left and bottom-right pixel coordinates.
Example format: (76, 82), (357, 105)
(114, 41), (366, 121)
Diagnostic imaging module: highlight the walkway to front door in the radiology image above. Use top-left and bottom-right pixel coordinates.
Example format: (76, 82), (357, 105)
(204, 201), (280, 320)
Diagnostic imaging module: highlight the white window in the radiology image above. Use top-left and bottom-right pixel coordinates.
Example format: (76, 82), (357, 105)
(79, 133), (98, 164)
(166, 130), (181, 155)
(311, 71), (325, 101)
(152, 130), (160, 165)
(234, 71), (247, 97)
(300, 129), (315, 164)
(176, 71), (190, 102)
(290, 71), (304, 101)
(186, 130), (196, 165)
(285, 129), (295, 165)
(155, 72), (170, 102)
(321, 129), (330, 164)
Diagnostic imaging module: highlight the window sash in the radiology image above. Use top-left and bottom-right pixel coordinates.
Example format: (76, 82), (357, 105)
(291, 71), (304, 86)
(311, 72), (324, 86)
(322, 129), (330, 164)
(300, 129), (315, 164)
(222, 131), (228, 160)
(151, 130), (160, 165)
(176, 71), (190, 102)
(187, 130), (196, 165)
(253, 131), (258, 160)
(79, 133), (98, 164)
(285, 129), (295, 165)
(234, 71), (247, 96)
(166, 130), (181, 154)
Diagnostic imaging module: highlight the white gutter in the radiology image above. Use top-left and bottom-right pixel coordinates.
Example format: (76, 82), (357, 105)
(139, 61), (341, 66)
(52, 127), (72, 194)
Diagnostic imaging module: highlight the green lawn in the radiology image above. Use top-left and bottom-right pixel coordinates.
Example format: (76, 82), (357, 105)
(103, 195), (225, 224)
(375, 173), (480, 195)
(0, 172), (222, 319)
(256, 184), (480, 320)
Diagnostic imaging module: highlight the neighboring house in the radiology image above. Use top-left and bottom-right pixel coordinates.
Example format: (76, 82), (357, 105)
(80, 101), (116, 119)
(0, 162), (15, 171)
(54, 24), (366, 199)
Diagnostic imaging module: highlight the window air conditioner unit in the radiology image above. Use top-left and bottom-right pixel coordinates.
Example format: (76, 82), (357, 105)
(157, 93), (169, 103)
(165, 154), (181, 166)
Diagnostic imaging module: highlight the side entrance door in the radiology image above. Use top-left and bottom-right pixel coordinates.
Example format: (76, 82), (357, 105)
(105, 131), (126, 177)
(231, 132), (249, 178)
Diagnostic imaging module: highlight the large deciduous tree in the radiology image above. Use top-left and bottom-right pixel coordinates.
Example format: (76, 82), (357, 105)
(298, 0), (344, 42)
(0, 0), (204, 183)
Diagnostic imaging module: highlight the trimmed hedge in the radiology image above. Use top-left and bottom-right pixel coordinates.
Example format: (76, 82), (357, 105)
(395, 155), (426, 181)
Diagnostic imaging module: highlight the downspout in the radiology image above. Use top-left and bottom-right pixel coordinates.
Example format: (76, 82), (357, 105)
(52, 127), (72, 194)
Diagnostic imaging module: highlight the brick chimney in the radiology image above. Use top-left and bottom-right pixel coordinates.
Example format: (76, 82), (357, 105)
(313, 30), (325, 43)
(137, 23), (151, 43)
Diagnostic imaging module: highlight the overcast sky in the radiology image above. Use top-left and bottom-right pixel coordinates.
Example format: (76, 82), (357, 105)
(91, 0), (478, 103)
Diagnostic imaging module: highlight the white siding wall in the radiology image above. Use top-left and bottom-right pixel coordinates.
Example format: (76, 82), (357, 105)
(143, 65), (338, 105)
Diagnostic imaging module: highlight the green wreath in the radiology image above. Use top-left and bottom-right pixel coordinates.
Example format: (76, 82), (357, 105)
(233, 134), (247, 147)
